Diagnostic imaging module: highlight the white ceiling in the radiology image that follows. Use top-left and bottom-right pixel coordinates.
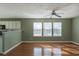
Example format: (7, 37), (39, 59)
(0, 3), (79, 18)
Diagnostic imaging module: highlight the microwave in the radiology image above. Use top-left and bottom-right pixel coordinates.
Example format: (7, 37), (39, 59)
(0, 25), (6, 29)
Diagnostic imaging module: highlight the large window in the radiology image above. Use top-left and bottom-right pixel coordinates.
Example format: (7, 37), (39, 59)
(43, 22), (52, 36)
(33, 22), (42, 36)
(53, 22), (62, 36)
(33, 22), (62, 37)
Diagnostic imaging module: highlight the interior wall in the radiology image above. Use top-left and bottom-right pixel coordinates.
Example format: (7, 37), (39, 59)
(0, 18), (73, 42)
(4, 30), (21, 51)
(21, 18), (72, 41)
(72, 16), (79, 43)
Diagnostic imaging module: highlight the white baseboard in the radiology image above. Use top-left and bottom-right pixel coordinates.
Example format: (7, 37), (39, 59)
(22, 41), (72, 43)
(71, 41), (79, 45)
(3, 41), (22, 54)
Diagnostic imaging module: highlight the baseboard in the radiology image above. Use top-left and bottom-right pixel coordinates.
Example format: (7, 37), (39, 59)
(3, 41), (22, 54)
(22, 41), (72, 43)
(71, 41), (79, 45)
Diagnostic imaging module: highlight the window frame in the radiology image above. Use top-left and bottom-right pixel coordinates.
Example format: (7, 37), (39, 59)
(33, 22), (42, 37)
(53, 22), (62, 37)
(43, 22), (52, 37)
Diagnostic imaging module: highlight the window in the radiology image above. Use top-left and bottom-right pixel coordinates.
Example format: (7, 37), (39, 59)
(33, 22), (42, 36)
(53, 22), (62, 36)
(43, 23), (52, 36)
(33, 22), (62, 37)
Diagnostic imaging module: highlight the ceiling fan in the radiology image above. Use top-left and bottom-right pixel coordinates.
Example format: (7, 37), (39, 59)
(44, 8), (64, 18)
(51, 9), (62, 17)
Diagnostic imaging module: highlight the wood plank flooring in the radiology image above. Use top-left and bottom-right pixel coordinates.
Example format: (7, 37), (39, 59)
(2, 43), (79, 56)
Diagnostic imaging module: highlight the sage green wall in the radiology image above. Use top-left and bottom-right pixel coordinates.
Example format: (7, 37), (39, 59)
(72, 17), (79, 43)
(21, 18), (72, 41)
(4, 30), (21, 51)
(0, 37), (2, 52)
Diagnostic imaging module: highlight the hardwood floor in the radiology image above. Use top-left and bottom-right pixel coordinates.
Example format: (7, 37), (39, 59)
(2, 43), (79, 56)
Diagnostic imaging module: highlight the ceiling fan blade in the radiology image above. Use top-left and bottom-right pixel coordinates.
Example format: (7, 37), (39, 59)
(54, 14), (61, 17)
